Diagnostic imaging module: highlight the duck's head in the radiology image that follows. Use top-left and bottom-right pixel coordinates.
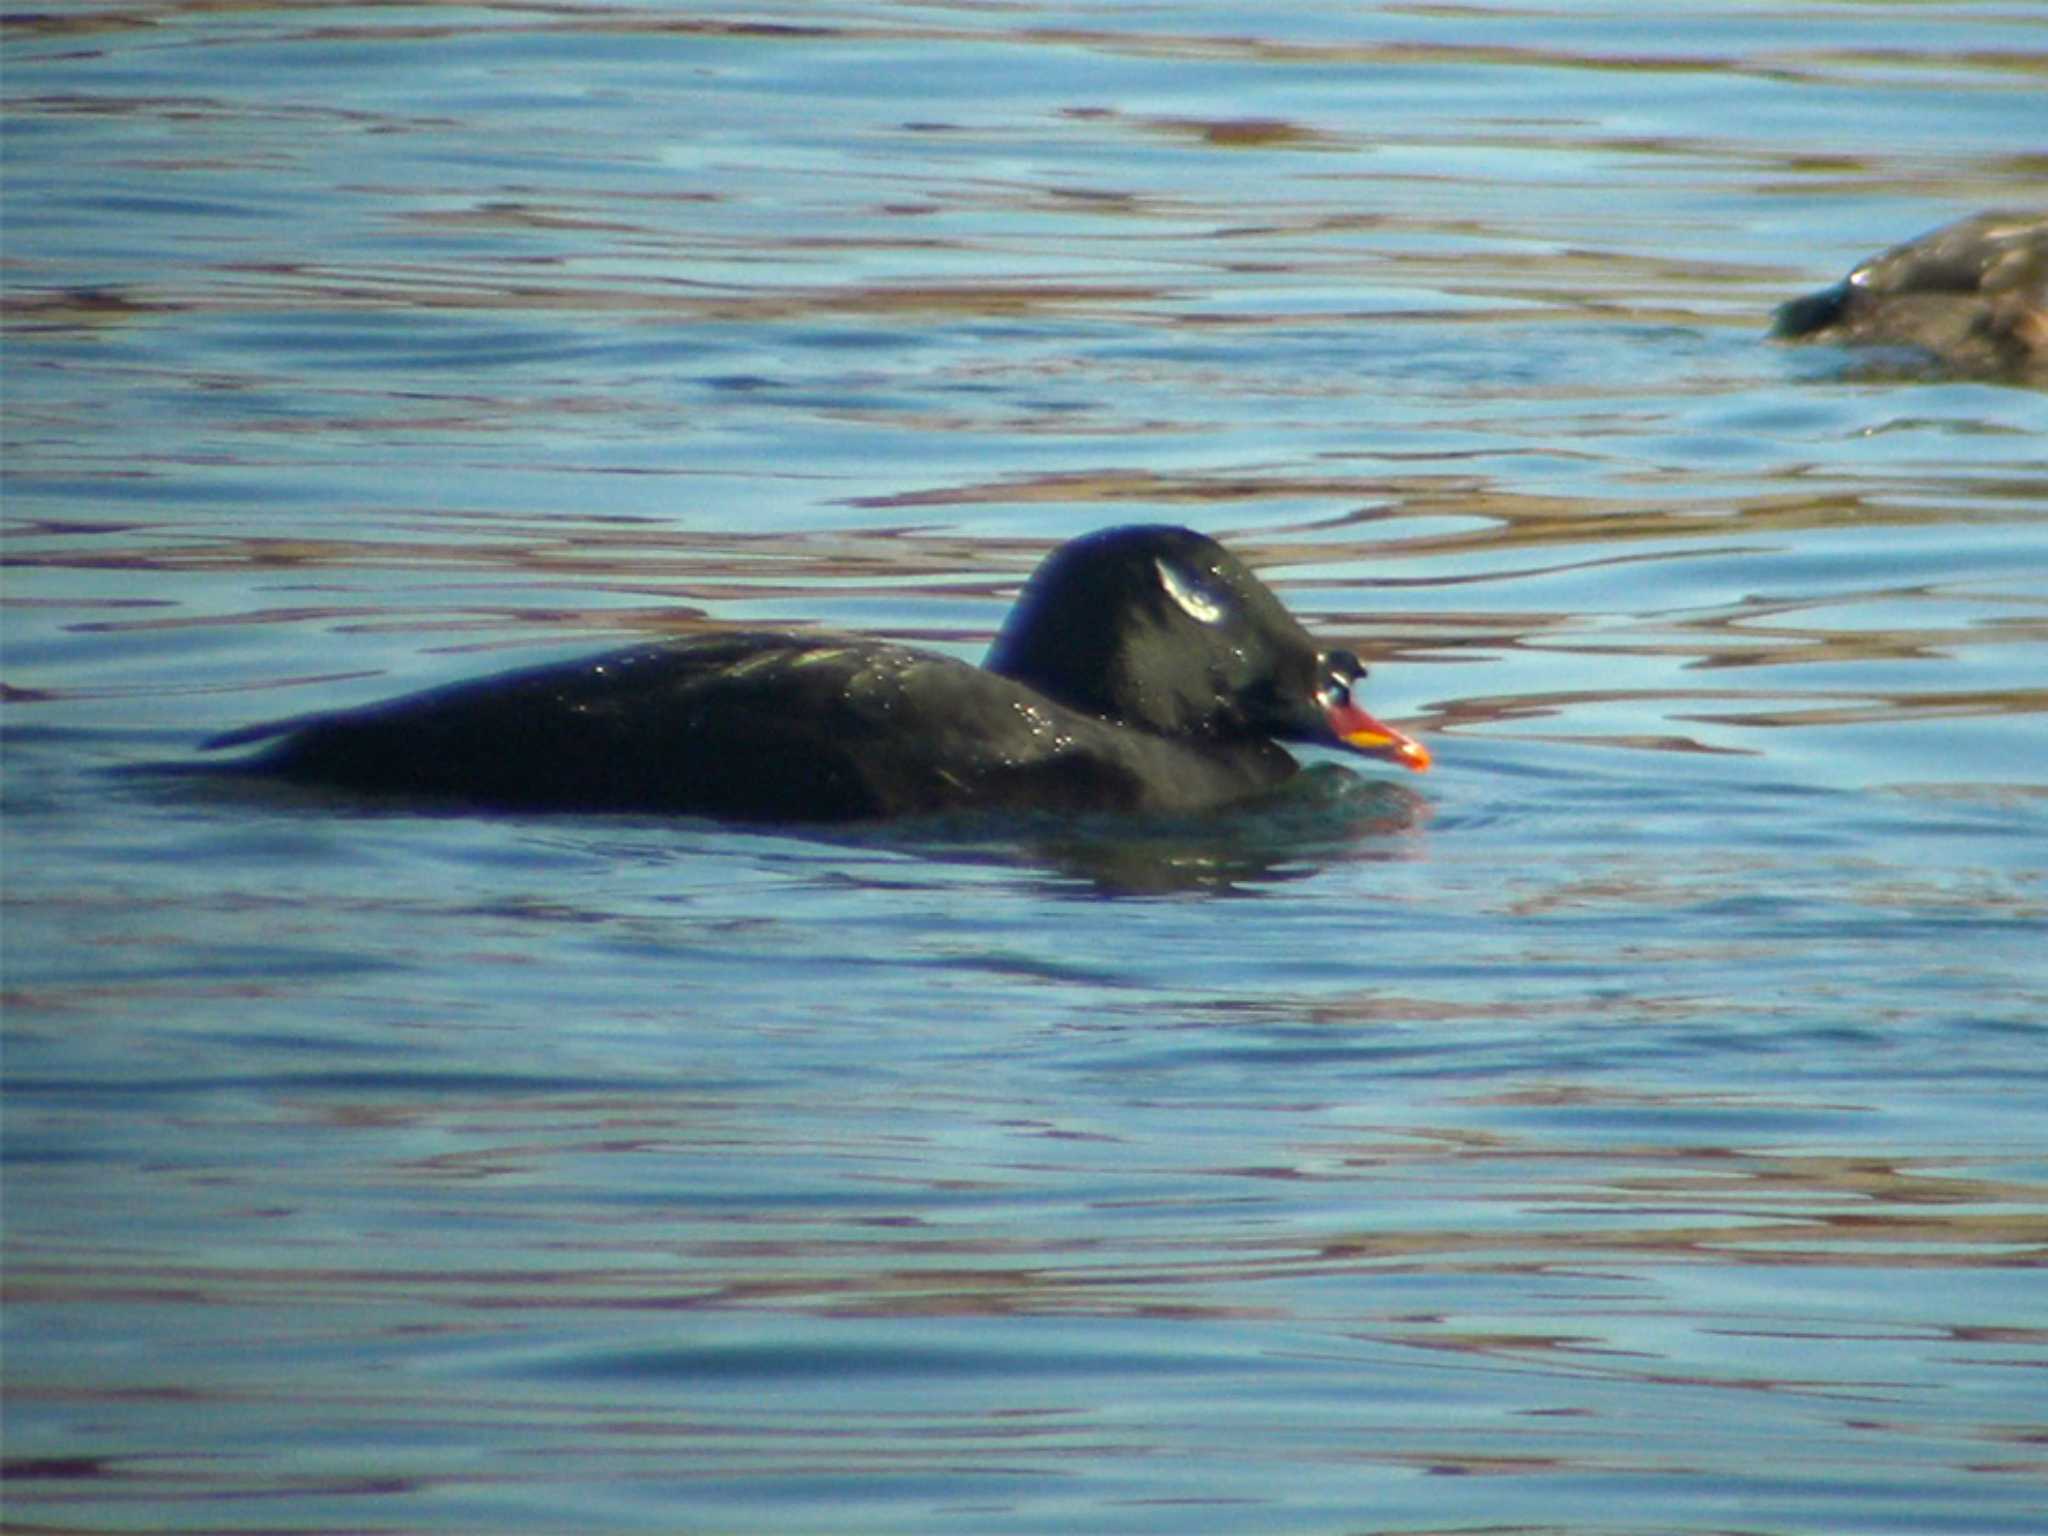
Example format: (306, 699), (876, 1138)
(986, 525), (1430, 773)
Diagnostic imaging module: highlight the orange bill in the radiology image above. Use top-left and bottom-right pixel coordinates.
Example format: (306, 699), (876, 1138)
(1324, 697), (1431, 773)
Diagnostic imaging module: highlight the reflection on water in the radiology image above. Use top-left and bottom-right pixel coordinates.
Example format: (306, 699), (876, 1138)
(865, 768), (1429, 895)
(4, 2), (2047, 1534)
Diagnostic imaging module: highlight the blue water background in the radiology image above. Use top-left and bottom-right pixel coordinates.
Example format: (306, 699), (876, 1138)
(4, 4), (2046, 1532)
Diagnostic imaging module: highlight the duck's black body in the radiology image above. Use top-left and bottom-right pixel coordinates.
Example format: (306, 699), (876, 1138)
(204, 525), (1428, 821)
(1773, 210), (2047, 375)
(208, 631), (1311, 819)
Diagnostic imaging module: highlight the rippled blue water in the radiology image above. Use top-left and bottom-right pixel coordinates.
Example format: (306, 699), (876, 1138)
(5, 4), (2046, 1533)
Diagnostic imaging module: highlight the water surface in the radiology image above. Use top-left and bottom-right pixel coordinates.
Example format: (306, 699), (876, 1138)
(4, 4), (2046, 1533)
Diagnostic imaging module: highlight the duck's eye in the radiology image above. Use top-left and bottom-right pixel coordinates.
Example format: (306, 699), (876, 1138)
(1155, 559), (1228, 625)
(1318, 651), (1366, 708)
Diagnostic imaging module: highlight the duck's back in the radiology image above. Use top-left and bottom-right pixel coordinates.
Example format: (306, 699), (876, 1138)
(1773, 210), (2048, 374)
(206, 632), (1296, 820)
